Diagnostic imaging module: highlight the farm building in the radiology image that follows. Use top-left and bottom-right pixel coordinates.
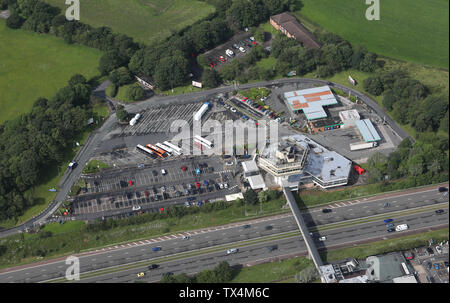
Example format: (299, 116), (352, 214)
(339, 109), (360, 128)
(270, 12), (321, 49)
(284, 86), (338, 121)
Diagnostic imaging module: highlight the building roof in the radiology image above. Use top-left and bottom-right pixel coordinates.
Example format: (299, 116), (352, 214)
(339, 109), (360, 121)
(392, 275), (418, 283)
(270, 12), (297, 25)
(365, 253), (406, 282)
(225, 193), (244, 202)
(281, 20), (321, 49)
(355, 119), (381, 142)
(270, 12), (321, 49)
(284, 86), (338, 120)
(248, 175), (266, 190)
(242, 161), (259, 173)
(310, 117), (343, 128)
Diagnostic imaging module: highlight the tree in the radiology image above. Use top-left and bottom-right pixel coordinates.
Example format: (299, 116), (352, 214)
(254, 27), (266, 42)
(116, 105), (128, 121)
(363, 76), (384, 96)
(382, 89), (396, 111)
(106, 83), (117, 98)
(359, 52), (378, 72)
(295, 266), (320, 283)
(367, 152), (388, 182)
(125, 83), (145, 101)
(243, 188), (258, 205)
(109, 67), (132, 86)
(258, 190), (269, 203)
(6, 13), (25, 29)
(201, 69), (221, 88)
(98, 50), (128, 75)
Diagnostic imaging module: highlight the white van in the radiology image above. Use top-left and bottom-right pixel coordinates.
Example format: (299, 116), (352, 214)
(395, 224), (408, 232)
(161, 169), (167, 175)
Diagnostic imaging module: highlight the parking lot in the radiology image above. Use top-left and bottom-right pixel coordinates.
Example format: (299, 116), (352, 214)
(409, 243), (449, 283)
(71, 156), (240, 217)
(120, 102), (204, 136)
(203, 31), (256, 70)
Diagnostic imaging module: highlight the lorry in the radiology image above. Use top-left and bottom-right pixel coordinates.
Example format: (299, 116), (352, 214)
(395, 224), (408, 232)
(350, 141), (377, 151)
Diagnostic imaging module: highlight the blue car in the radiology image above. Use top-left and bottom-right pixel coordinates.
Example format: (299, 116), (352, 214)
(152, 246), (161, 251)
(384, 219), (393, 223)
(203, 180), (209, 186)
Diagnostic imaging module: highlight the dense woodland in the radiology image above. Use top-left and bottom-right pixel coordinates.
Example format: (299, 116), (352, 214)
(0, 0), (448, 222)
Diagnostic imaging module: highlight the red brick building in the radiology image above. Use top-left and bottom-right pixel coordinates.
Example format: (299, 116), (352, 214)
(270, 12), (321, 49)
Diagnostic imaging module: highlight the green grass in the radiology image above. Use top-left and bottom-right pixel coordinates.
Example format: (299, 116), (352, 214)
(42, 221), (86, 234)
(239, 87), (271, 101)
(82, 160), (110, 174)
(230, 257), (313, 283)
(255, 57), (277, 70)
(44, 0), (215, 44)
(0, 198), (288, 268)
(296, 0), (449, 69)
(321, 228), (449, 263)
(0, 20), (102, 124)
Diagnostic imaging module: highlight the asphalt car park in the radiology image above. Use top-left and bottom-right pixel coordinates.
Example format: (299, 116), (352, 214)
(72, 156), (239, 217)
(120, 102), (203, 136)
(203, 32), (256, 70)
(410, 244), (449, 283)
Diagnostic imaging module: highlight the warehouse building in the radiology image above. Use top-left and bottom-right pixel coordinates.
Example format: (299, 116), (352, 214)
(309, 116), (343, 133)
(284, 86), (338, 121)
(355, 119), (381, 143)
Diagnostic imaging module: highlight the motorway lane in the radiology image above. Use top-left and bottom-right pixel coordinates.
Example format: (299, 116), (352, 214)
(76, 206), (449, 283)
(0, 186), (447, 283)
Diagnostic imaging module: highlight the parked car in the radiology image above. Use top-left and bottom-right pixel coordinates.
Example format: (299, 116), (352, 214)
(434, 263), (440, 270)
(243, 224), (250, 229)
(219, 55), (226, 62)
(426, 247), (434, 255)
(426, 262), (432, 269)
(232, 43), (239, 49)
(239, 46), (246, 53)
(436, 246), (442, 254)
(195, 182), (200, 189)
(132, 205), (141, 211)
(438, 187), (448, 192)
(152, 170), (158, 176)
(319, 236), (327, 241)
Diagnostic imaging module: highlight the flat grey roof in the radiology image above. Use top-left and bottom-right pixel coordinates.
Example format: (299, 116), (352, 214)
(242, 161), (259, 173)
(248, 175), (266, 190)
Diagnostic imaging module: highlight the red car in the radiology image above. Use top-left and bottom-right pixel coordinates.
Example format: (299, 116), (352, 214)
(128, 180), (133, 186)
(257, 106), (263, 110)
(144, 191), (149, 197)
(242, 97), (248, 102)
(218, 56), (226, 62)
(181, 165), (187, 172)
(195, 182), (200, 189)
(209, 61), (216, 68)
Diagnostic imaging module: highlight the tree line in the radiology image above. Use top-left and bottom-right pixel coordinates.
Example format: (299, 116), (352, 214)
(0, 75), (98, 220)
(159, 261), (236, 283)
(363, 69), (449, 134)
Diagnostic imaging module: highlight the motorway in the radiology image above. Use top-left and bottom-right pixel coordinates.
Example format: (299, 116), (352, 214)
(0, 185), (447, 283)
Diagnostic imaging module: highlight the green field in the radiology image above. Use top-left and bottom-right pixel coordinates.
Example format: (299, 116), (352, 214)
(296, 0), (449, 69)
(45, 0), (215, 44)
(0, 20), (101, 124)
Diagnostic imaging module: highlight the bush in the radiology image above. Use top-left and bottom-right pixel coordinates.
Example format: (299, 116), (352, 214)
(295, 266), (320, 283)
(125, 83), (145, 101)
(6, 13), (25, 29)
